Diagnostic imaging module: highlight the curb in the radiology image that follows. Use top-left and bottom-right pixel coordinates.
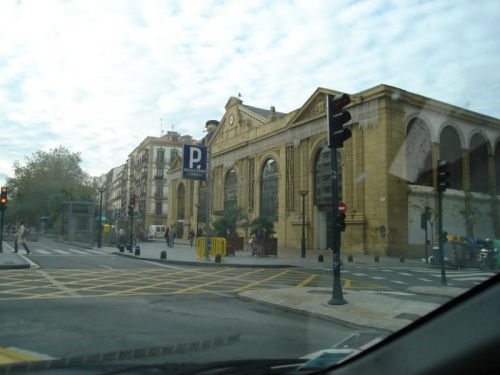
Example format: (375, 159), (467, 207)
(112, 252), (297, 269)
(236, 293), (394, 334)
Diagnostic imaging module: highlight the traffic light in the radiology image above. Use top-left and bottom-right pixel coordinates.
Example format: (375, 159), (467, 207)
(437, 160), (451, 192)
(0, 187), (7, 210)
(424, 206), (432, 221)
(327, 93), (352, 149)
(420, 213), (427, 230)
(128, 193), (136, 216)
(337, 213), (347, 232)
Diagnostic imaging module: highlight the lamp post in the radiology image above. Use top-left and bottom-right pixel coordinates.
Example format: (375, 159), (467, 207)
(299, 190), (309, 258)
(97, 187), (106, 248)
(195, 203), (200, 235)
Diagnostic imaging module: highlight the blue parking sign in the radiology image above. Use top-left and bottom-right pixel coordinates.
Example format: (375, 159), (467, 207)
(182, 144), (207, 180)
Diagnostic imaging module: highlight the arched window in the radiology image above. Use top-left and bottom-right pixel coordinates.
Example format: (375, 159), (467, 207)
(177, 184), (185, 220)
(469, 134), (489, 193)
(224, 169), (238, 209)
(315, 144), (342, 205)
(406, 118), (433, 186)
(439, 126), (463, 190)
(261, 159), (279, 222)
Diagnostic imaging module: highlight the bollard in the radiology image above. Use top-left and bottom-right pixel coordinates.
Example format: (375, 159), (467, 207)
(160, 251), (167, 260)
(400, 255), (405, 263)
(348, 255), (353, 262)
(318, 255), (324, 262)
(119, 244), (124, 253)
(135, 245), (140, 256)
(215, 254), (221, 263)
(374, 254), (379, 262)
(127, 245), (132, 252)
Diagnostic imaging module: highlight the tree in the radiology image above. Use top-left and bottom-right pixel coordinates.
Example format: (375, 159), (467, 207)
(212, 206), (249, 237)
(6, 146), (96, 227)
(249, 216), (275, 238)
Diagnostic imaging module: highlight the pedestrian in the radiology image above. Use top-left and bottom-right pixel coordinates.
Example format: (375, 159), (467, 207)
(164, 226), (169, 246)
(168, 226), (175, 247)
(188, 229), (195, 247)
(14, 220), (31, 255)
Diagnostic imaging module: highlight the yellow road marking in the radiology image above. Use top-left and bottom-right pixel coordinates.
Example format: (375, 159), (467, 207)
(174, 268), (265, 294)
(295, 274), (317, 287)
(233, 269), (291, 292)
(104, 268), (234, 296)
(0, 348), (40, 364)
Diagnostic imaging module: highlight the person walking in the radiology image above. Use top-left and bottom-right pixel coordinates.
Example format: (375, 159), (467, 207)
(164, 226), (170, 246)
(188, 229), (195, 247)
(14, 220), (31, 255)
(168, 226), (175, 247)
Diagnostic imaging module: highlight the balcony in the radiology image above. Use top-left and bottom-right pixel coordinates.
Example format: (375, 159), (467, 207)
(155, 158), (165, 164)
(154, 175), (164, 180)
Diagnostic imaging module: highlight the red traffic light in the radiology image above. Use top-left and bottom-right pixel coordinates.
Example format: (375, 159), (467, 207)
(331, 94), (351, 110)
(1, 186), (7, 205)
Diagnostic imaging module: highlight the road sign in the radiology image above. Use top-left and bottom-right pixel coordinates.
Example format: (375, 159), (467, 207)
(338, 202), (347, 213)
(182, 144), (207, 180)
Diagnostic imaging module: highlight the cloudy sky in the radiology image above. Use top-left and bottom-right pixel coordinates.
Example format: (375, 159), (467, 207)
(1, 0), (499, 185)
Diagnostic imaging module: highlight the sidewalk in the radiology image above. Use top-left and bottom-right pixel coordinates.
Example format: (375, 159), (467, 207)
(1, 238), (469, 333)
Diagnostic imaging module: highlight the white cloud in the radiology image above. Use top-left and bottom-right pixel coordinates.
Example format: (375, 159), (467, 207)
(1, 0), (499, 185)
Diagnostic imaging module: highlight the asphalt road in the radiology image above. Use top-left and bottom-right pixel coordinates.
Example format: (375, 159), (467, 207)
(1, 240), (361, 365)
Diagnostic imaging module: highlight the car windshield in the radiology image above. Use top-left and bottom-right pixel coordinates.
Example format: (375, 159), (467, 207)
(0, 0), (499, 373)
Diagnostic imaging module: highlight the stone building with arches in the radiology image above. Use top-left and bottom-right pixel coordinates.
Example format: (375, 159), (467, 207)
(167, 84), (500, 257)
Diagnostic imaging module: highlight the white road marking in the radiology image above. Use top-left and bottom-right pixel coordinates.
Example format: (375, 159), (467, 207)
(352, 273), (368, 276)
(418, 278), (433, 282)
(370, 277), (386, 280)
(86, 249), (107, 254)
(390, 280), (408, 284)
(35, 249), (51, 255)
(68, 249), (88, 254)
(100, 265), (115, 270)
(37, 269), (80, 297)
(360, 337), (384, 350)
(52, 249), (71, 254)
(398, 272), (413, 276)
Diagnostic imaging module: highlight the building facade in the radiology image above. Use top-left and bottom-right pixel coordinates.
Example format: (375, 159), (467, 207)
(127, 132), (195, 233)
(168, 84), (500, 257)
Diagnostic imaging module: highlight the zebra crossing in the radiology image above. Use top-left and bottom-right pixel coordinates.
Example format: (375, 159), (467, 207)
(28, 248), (108, 256)
(310, 265), (497, 286)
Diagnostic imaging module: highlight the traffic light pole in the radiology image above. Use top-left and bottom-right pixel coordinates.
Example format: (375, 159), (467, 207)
(130, 210), (134, 250)
(437, 189), (447, 285)
(328, 147), (346, 305)
(0, 207), (5, 252)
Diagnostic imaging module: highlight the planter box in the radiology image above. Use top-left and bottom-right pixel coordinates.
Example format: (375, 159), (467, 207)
(224, 237), (244, 256)
(262, 238), (278, 257)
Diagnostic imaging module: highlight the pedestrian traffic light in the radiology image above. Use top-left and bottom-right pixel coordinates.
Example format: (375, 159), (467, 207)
(327, 93), (352, 149)
(437, 160), (451, 192)
(337, 213), (347, 232)
(0, 187), (7, 209)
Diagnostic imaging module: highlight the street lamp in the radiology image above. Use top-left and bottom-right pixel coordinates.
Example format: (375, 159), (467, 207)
(299, 190), (309, 258)
(195, 203), (200, 235)
(97, 186), (106, 248)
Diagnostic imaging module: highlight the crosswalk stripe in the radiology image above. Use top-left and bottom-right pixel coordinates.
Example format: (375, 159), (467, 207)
(68, 249), (88, 254)
(418, 278), (433, 282)
(52, 249), (71, 254)
(390, 280), (408, 284)
(35, 249), (51, 255)
(86, 249), (107, 254)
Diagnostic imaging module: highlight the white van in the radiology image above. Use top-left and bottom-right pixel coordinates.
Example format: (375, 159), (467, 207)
(149, 225), (166, 238)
